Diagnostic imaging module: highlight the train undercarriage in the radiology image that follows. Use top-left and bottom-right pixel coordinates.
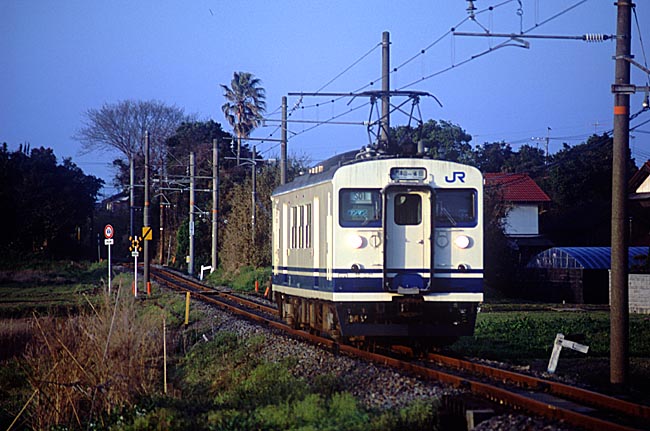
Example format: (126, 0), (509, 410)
(275, 292), (479, 351)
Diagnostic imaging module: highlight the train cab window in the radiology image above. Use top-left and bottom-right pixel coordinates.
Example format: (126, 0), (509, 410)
(339, 189), (382, 227)
(435, 189), (477, 227)
(394, 193), (422, 225)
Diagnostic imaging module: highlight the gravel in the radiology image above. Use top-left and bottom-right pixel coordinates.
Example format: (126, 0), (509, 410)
(187, 298), (574, 430)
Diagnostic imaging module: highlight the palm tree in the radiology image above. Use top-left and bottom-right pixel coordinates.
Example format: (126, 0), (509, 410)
(220, 72), (266, 164)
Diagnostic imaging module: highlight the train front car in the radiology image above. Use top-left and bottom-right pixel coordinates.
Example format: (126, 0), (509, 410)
(272, 157), (483, 347)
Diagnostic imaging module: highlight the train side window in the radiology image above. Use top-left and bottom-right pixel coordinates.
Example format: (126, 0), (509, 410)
(289, 204), (313, 249)
(394, 193), (421, 225)
(339, 189), (382, 227)
(435, 189), (477, 227)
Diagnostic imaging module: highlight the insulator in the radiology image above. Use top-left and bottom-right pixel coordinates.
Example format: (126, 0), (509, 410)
(584, 33), (606, 43)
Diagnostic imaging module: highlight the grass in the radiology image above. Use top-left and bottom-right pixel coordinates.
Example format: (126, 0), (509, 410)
(450, 310), (650, 360)
(0, 262), (441, 430)
(3, 262), (650, 428)
(205, 265), (272, 293)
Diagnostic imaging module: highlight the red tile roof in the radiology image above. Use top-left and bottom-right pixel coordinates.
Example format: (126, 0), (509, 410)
(484, 173), (551, 203)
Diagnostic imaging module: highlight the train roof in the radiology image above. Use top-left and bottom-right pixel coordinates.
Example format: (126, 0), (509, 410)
(272, 150), (480, 196)
(272, 150), (358, 195)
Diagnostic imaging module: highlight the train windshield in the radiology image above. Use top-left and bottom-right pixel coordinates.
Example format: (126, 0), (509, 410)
(435, 189), (477, 227)
(339, 189), (382, 227)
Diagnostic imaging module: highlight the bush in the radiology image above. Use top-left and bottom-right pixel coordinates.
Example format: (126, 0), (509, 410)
(206, 266), (271, 293)
(21, 283), (167, 429)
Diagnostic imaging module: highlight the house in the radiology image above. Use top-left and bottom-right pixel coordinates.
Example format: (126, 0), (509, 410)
(98, 191), (130, 214)
(484, 173), (552, 253)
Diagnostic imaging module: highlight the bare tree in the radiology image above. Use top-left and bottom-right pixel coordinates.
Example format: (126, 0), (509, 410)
(75, 99), (192, 236)
(75, 99), (192, 174)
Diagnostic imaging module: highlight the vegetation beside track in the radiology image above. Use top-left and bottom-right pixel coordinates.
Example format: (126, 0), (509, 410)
(0, 263), (438, 430)
(2, 262), (650, 428)
(452, 310), (650, 359)
(204, 265), (272, 293)
(449, 309), (650, 404)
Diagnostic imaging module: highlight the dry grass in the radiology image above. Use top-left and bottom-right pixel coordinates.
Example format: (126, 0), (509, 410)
(0, 319), (33, 361)
(19, 282), (164, 429)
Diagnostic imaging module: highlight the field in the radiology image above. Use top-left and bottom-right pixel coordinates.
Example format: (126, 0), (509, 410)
(1, 263), (649, 429)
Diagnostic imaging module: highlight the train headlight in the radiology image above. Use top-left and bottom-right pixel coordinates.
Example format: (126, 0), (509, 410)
(347, 234), (364, 249)
(454, 235), (471, 249)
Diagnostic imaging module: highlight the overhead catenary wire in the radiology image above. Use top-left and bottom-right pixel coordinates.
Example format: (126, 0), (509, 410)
(264, 1), (628, 161)
(263, 1), (532, 148)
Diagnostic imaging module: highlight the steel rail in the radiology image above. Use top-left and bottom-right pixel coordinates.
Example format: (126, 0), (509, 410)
(151, 267), (277, 316)
(425, 352), (650, 421)
(150, 267), (646, 431)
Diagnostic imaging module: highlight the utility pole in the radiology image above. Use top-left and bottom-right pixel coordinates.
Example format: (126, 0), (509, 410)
(380, 31), (390, 151)
(129, 156), (135, 237)
(211, 139), (219, 273)
(610, 0), (632, 386)
(251, 145), (257, 244)
(281, 96), (287, 185)
(143, 131), (150, 291)
(188, 152), (195, 276)
(159, 199), (164, 264)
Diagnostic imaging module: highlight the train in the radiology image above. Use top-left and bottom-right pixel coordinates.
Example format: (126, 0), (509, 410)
(271, 150), (483, 349)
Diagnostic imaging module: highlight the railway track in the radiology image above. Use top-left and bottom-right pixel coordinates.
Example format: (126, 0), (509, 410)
(150, 266), (649, 431)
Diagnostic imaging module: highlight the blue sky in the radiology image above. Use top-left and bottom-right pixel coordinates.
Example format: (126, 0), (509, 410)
(2, 1), (649, 196)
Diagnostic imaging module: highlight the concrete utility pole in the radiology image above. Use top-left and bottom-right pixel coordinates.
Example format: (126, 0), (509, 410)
(188, 152), (195, 276)
(281, 96), (288, 185)
(251, 145), (257, 244)
(129, 156), (135, 236)
(380, 31), (390, 150)
(610, 0), (632, 386)
(143, 131), (150, 290)
(211, 139), (219, 272)
(159, 199), (164, 264)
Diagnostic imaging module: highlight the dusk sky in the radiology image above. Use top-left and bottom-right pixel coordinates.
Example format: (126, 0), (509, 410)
(2, 1), (649, 196)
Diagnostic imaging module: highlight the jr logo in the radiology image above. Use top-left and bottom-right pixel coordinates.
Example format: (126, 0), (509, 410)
(445, 171), (465, 183)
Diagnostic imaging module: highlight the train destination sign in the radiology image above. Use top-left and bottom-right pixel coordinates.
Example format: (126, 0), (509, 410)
(390, 167), (426, 181)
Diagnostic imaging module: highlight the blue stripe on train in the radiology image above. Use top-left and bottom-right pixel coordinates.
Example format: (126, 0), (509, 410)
(273, 266), (483, 275)
(272, 271), (483, 293)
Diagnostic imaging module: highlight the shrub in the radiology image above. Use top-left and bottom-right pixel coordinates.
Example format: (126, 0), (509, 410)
(206, 266), (271, 293)
(21, 283), (167, 429)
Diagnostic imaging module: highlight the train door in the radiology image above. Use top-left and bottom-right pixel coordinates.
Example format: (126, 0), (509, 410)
(384, 187), (433, 292)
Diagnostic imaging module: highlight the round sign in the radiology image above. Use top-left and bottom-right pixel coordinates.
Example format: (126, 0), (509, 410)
(104, 224), (114, 239)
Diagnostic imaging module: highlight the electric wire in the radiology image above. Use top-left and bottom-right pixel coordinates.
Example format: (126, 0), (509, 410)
(265, 0), (522, 149)
(314, 42), (382, 94)
(632, 6), (650, 88)
(263, 1), (606, 160)
(522, 0), (588, 35)
(256, 42), (382, 155)
(398, 0), (591, 90)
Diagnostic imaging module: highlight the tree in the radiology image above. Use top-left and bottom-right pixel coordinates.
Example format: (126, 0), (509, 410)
(538, 134), (637, 246)
(472, 142), (546, 174)
(390, 120), (474, 163)
(220, 164), (277, 271)
(0, 144), (103, 259)
(220, 72), (267, 165)
(75, 99), (192, 182)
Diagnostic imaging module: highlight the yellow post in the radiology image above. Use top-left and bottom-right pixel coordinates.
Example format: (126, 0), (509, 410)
(184, 292), (190, 325)
(163, 315), (167, 394)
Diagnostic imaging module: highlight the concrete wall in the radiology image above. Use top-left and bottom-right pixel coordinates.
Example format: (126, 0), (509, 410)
(609, 272), (650, 314)
(504, 204), (539, 235)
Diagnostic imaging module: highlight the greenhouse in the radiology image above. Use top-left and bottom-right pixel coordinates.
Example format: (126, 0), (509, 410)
(524, 247), (649, 304)
(527, 247), (649, 270)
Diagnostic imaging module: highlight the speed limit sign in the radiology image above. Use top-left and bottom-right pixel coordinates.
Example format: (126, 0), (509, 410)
(104, 224), (114, 239)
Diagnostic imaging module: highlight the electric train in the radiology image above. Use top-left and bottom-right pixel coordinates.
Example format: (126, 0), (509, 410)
(271, 151), (483, 348)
